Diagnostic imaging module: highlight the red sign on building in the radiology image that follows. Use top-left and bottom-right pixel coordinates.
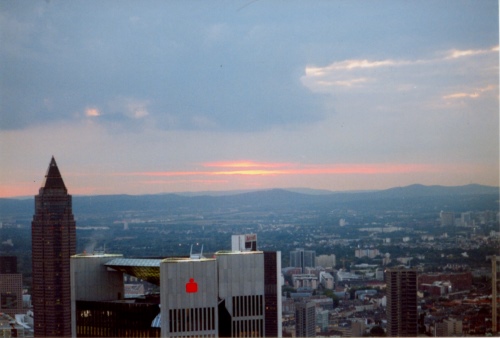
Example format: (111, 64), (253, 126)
(186, 278), (198, 293)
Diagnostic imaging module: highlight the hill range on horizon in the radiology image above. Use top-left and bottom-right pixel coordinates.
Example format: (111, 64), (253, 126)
(0, 183), (498, 220)
(4, 182), (499, 199)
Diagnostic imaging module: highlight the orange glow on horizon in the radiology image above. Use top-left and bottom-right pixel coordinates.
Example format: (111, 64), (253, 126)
(122, 162), (443, 178)
(3, 161), (492, 198)
(203, 161), (293, 168)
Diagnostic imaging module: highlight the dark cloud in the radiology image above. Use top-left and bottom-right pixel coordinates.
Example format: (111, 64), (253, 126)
(0, 1), (497, 132)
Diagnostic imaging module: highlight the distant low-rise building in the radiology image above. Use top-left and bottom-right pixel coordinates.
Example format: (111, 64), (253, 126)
(355, 248), (380, 259)
(435, 318), (463, 336)
(336, 269), (362, 283)
(420, 281), (452, 296)
(396, 257), (413, 265)
(319, 271), (334, 290)
(351, 319), (366, 337)
(418, 272), (472, 292)
(316, 254), (336, 269)
(293, 274), (318, 290)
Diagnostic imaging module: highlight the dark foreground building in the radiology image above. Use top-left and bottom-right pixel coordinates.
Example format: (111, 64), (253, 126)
(70, 250), (282, 337)
(32, 157), (76, 337)
(386, 267), (418, 337)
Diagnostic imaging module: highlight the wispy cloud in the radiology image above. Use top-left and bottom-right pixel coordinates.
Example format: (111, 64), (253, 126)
(306, 59), (411, 77)
(203, 161), (292, 168)
(85, 107), (101, 117)
(140, 179), (229, 185)
(302, 45), (499, 93)
(445, 46), (499, 59)
(442, 85), (496, 100)
(120, 161), (443, 178)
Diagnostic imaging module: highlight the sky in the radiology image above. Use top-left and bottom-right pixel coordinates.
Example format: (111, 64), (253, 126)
(0, 0), (499, 197)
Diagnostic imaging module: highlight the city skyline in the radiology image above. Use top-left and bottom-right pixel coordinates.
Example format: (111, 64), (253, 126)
(1, 1), (498, 197)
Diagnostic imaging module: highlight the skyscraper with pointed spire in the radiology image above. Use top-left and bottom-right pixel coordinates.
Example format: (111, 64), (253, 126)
(32, 157), (76, 337)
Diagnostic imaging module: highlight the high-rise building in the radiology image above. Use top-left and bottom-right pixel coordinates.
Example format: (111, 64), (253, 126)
(32, 157), (76, 337)
(440, 211), (455, 226)
(71, 249), (282, 337)
(0, 256), (23, 317)
(386, 267), (418, 337)
(290, 248), (316, 273)
(295, 301), (316, 337)
(160, 256), (219, 337)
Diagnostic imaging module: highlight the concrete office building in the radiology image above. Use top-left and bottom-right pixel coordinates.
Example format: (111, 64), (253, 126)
(218, 251), (266, 337)
(386, 267), (418, 337)
(160, 257), (218, 337)
(32, 157), (76, 337)
(71, 249), (282, 337)
(319, 271), (334, 290)
(295, 301), (316, 337)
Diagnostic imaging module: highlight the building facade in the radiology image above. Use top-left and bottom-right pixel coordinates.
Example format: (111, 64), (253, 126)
(386, 267), (418, 337)
(71, 254), (161, 337)
(315, 254), (336, 269)
(0, 256), (23, 317)
(160, 257), (219, 337)
(435, 318), (463, 336)
(32, 157), (76, 337)
(295, 301), (316, 337)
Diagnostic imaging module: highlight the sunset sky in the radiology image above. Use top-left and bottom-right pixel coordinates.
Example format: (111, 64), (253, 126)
(1, 1), (498, 197)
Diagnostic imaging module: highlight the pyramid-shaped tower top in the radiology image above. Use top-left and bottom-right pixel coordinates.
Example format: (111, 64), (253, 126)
(41, 156), (67, 190)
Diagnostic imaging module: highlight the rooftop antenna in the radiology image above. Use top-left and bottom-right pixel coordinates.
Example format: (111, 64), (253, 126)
(190, 244), (204, 259)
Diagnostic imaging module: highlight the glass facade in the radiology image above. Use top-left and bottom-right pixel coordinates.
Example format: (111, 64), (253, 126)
(76, 300), (160, 337)
(264, 251), (280, 338)
(105, 258), (163, 285)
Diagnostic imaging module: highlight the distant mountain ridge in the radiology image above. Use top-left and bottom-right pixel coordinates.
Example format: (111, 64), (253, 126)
(0, 184), (498, 219)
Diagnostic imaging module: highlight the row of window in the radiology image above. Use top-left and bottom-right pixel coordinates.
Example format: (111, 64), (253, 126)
(77, 325), (160, 338)
(232, 319), (264, 337)
(232, 295), (263, 317)
(168, 307), (216, 333)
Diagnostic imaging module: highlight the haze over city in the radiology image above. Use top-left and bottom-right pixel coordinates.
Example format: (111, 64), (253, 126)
(1, 1), (498, 197)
